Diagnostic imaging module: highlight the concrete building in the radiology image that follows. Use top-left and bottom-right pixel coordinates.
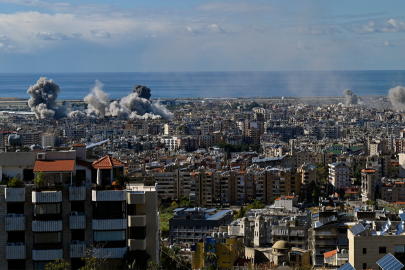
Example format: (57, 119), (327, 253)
(169, 208), (233, 244)
(361, 168), (379, 202)
(328, 162), (350, 191)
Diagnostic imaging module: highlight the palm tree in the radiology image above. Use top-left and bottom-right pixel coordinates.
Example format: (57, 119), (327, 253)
(202, 243), (218, 269)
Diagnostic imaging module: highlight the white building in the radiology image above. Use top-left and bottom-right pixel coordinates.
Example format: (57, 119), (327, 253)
(328, 162), (350, 191)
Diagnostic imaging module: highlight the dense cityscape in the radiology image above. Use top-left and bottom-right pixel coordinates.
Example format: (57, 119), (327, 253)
(0, 89), (405, 269)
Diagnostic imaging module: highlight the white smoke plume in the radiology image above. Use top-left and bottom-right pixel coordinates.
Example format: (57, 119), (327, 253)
(82, 81), (174, 119)
(343, 89), (358, 105)
(388, 86), (405, 110)
(27, 77), (67, 119)
(83, 81), (110, 117)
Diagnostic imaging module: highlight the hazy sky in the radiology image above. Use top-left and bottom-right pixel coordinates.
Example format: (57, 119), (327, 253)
(0, 0), (405, 72)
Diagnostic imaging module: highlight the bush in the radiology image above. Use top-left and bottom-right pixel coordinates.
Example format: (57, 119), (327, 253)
(8, 177), (24, 188)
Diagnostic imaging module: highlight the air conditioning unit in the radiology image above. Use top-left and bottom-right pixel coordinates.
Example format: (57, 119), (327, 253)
(6, 243), (15, 246)
(71, 211), (78, 216)
(7, 213), (16, 217)
(16, 242), (24, 246)
(71, 240), (79, 244)
(37, 153), (45, 160)
(16, 214), (24, 217)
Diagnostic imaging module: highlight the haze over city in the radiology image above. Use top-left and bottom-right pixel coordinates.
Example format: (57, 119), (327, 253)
(0, 0), (405, 72)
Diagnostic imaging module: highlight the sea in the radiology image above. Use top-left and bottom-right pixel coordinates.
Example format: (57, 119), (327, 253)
(0, 71), (404, 100)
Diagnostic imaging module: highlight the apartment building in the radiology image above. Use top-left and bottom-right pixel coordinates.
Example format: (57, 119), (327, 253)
(0, 180), (158, 270)
(361, 168), (379, 202)
(192, 233), (244, 269)
(328, 162), (350, 191)
(169, 208), (233, 244)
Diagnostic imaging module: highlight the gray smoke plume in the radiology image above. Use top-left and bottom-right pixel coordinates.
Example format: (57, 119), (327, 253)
(133, 85), (151, 100)
(343, 89), (358, 105)
(27, 77), (67, 119)
(83, 81), (110, 117)
(83, 81), (173, 119)
(388, 86), (405, 110)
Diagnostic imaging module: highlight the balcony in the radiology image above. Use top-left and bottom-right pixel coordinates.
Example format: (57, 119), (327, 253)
(32, 190), (62, 203)
(6, 243), (26, 259)
(5, 214), (25, 231)
(128, 239), (146, 250)
(5, 188), (25, 202)
(92, 219), (127, 230)
(33, 248), (63, 261)
(128, 215), (146, 227)
(92, 190), (126, 201)
(32, 220), (63, 232)
(69, 214), (86, 229)
(69, 186), (86, 201)
(127, 191), (145, 204)
(70, 242), (86, 258)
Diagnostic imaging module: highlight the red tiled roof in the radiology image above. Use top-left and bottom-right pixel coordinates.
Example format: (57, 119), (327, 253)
(92, 155), (125, 169)
(324, 249), (337, 258)
(395, 202), (405, 205)
(72, 143), (86, 147)
(34, 160), (75, 172)
(362, 169), (375, 173)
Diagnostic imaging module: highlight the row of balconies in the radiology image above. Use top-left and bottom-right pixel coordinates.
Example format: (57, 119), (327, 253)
(5, 214), (145, 231)
(5, 187), (147, 203)
(6, 243), (131, 260)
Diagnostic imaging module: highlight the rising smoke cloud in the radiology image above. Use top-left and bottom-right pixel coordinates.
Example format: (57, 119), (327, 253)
(27, 77), (67, 119)
(80, 80), (173, 119)
(27, 78), (173, 120)
(343, 89), (358, 105)
(388, 86), (405, 110)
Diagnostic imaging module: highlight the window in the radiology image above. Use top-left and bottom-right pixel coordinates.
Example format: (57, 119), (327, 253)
(34, 232), (62, 249)
(34, 203), (61, 214)
(93, 201), (125, 219)
(8, 259), (25, 270)
(379, 247), (387, 254)
(71, 201), (85, 213)
(94, 230), (125, 242)
(395, 245), (405, 252)
(8, 231), (25, 243)
(7, 203), (24, 214)
(363, 248), (367, 254)
(363, 263), (367, 269)
(71, 230), (85, 241)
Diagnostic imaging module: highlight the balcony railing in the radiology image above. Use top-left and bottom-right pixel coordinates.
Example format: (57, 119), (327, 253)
(5, 215), (25, 231)
(5, 188), (25, 202)
(6, 244), (26, 259)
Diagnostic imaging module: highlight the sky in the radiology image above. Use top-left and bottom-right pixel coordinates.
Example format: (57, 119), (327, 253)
(0, 0), (405, 72)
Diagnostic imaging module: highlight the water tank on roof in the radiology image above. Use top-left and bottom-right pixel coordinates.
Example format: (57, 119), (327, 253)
(322, 206), (326, 212)
(218, 232), (223, 238)
(223, 232), (228, 238)
(8, 134), (22, 146)
(213, 232), (218, 238)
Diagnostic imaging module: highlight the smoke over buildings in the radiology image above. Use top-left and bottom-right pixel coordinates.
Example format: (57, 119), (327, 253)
(27, 77), (67, 119)
(343, 89), (358, 105)
(388, 86), (405, 110)
(82, 81), (173, 119)
(26, 78), (173, 120)
(133, 85), (151, 100)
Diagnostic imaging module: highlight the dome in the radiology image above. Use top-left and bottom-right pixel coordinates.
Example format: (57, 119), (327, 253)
(256, 214), (263, 220)
(272, 240), (291, 250)
(242, 217), (248, 222)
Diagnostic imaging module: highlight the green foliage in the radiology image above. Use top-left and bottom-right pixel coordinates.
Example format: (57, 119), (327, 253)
(161, 245), (190, 270)
(147, 261), (159, 270)
(351, 160), (366, 183)
(34, 172), (44, 187)
(235, 205), (246, 219)
(344, 193), (351, 199)
(171, 201), (178, 208)
(357, 188), (362, 198)
(391, 166), (399, 177)
(216, 143), (262, 154)
(122, 250), (151, 270)
(315, 164), (328, 186)
(365, 200), (376, 205)
(114, 174), (130, 187)
(244, 102), (260, 111)
(8, 176), (24, 188)
(72, 174), (86, 187)
(45, 259), (70, 270)
(180, 196), (190, 207)
(203, 243), (218, 268)
(310, 181), (321, 204)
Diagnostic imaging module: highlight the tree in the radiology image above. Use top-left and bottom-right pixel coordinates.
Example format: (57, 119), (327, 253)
(344, 194), (351, 200)
(171, 201), (178, 208)
(45, 259), (70, 270)
(8, 176), (24, 188)
(203, 243), (218, 269)
(315, 164), (328, 186)
(33, 171), (45, 187)
(161, 245), (190, 270)
(235, 205), (246, 219)
(80, 243), (110, 270)
(311, 182), (321, 204)
(122, 250), (151, 270)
